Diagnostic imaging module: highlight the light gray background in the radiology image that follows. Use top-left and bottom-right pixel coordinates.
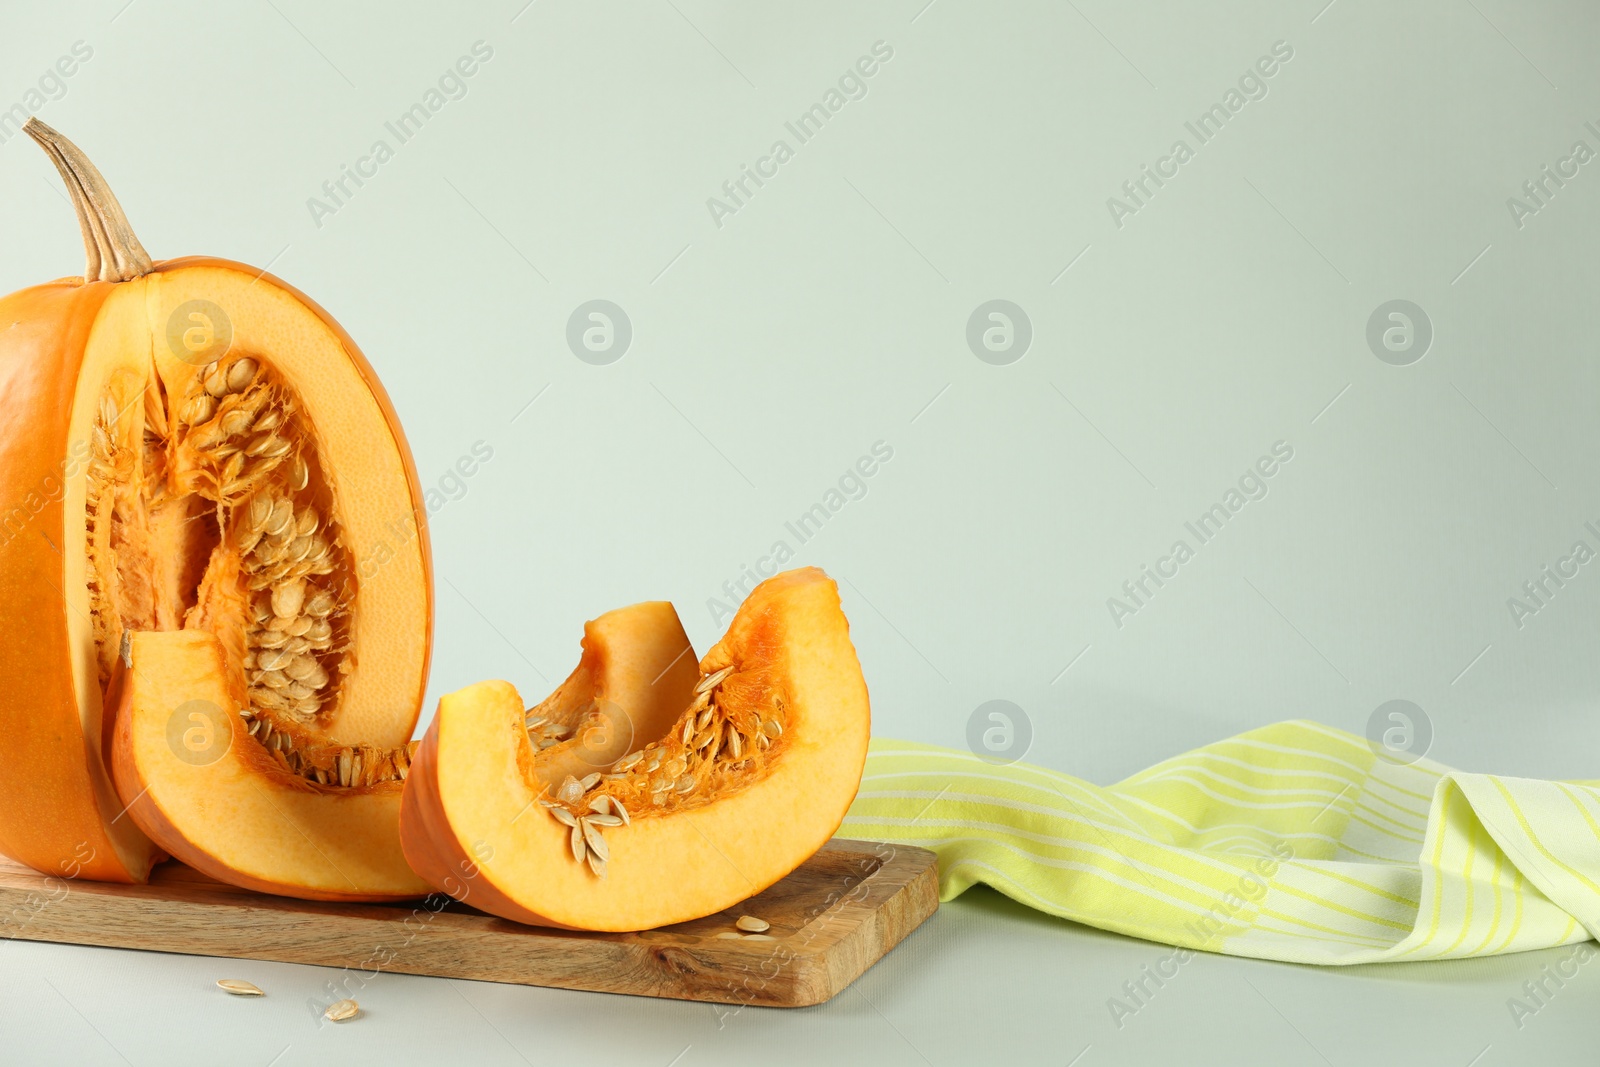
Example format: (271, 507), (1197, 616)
(2, 0), (1599, 1063)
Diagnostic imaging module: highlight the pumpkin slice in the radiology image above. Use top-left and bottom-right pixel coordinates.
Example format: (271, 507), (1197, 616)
(399, 567), (870, 930)
(110, 630), (426, 900)
(0, 120), (431, 887)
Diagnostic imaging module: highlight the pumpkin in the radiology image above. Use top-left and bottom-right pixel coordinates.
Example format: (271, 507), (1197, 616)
(0, 119), (432, 895)
(399, 567), (870, 930)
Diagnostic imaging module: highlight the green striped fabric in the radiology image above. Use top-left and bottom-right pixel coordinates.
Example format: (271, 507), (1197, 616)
(842, 720), (1600, 963)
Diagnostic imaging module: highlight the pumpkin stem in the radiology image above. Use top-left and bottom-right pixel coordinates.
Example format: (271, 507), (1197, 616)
(24, 118), (154, 284)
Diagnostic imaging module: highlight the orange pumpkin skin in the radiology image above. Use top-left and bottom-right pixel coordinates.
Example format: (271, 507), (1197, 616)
(0, 278), (138, 880)
(0, 256), (434, 884)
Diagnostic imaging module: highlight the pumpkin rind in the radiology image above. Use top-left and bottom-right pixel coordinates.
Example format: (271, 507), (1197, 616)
(0, 279), (157, 882)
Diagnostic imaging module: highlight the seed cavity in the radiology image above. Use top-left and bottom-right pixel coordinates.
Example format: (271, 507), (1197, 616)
(534, 666), (788, 878)
(85, 355), (421, 790)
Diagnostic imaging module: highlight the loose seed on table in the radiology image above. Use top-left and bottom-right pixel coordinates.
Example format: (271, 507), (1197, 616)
(323, 999), (359, 1022)
(217, 979), (264, 996)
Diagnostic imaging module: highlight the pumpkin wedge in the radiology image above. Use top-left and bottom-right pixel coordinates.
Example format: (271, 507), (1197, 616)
(399, 567), (870, 930)
(0, 120), (431, 889)
(110, 630), (427, 900)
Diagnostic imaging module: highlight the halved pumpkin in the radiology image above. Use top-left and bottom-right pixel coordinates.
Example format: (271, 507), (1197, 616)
(399, 567), (870, 930)
(110, 630), (427, 900)
(0, 120), (431, 888)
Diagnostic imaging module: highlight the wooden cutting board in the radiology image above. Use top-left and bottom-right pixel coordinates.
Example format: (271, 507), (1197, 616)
(0, 838), (937, 1007)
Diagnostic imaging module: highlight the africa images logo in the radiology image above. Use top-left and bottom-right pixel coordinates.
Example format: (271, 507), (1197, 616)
(705, 41), (895, 229)
(306, 41), (495, 228)
(1105, 40), (1294, 229)
(1106, 442), (1294, 628)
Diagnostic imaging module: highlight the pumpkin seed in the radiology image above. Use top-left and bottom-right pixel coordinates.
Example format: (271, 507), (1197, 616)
(557, 776), (583, 805)
(284, 654), (318, 682)
(226, 358), (259, 393)
(256, 648), (292, 672)
(580, 819), (609, 860)
(695, 666), (733, 694)
(323, 998), (359, 1022)
(181, 393), (217, 425)
(735, 915), (770, 933)
(569, 824), (586, 864)
(217, 979), (264, 996)
(219, 407), (254, 437)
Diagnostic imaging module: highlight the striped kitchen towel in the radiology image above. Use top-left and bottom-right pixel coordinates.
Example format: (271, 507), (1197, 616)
(842, 719), (1600, 963)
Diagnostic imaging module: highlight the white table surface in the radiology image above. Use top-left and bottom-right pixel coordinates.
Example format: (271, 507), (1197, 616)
(3, 879), (1594, 1066)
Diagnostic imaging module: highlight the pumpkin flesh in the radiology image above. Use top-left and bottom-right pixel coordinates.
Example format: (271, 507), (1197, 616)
(110, 630), (427, 900)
